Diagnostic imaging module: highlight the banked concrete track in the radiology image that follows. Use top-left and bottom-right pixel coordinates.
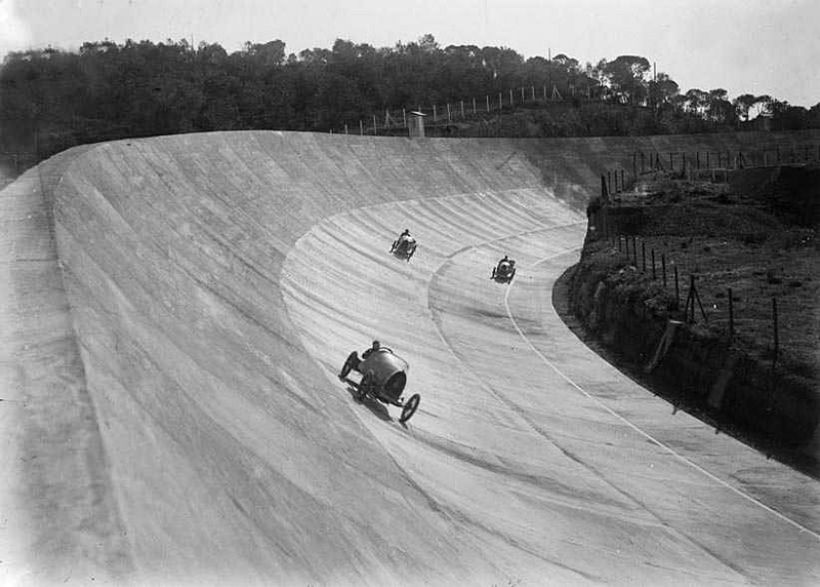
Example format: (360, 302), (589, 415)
(1, 130), (819, 585)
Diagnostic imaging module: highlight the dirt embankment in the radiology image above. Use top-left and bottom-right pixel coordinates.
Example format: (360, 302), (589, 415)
(563, 166), (820, 472)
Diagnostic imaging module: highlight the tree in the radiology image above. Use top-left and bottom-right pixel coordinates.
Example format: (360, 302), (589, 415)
(602, 55), (650, 105)
(706, 89), (736, 125)
(243, 40), (286, 68)
(733, 93), (757, 121)
(648, 72), (679, 112)
(684, 88), (709, 117)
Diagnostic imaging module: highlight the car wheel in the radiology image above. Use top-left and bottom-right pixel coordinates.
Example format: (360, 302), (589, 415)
(338, 355), (350, 379)
(358, 371), (373, 402)
(399, 394), (420, 423)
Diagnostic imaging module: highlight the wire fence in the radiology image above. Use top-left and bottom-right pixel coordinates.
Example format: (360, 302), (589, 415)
(330, 82), (598, 136)
(591, 146), (820, 380)
(595, 144), (820, 199)
(601, 230), (806, 379)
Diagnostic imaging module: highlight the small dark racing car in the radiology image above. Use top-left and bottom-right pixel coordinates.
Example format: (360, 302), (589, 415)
(390, 235), (417, 261)
(491, 258), (516, 283)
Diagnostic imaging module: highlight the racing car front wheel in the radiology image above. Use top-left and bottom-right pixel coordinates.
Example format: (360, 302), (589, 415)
(357, 371), (373, 402)
(399, 394), (420, 423)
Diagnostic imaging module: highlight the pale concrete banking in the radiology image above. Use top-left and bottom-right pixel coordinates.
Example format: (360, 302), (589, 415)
(1, 130), (817, 585)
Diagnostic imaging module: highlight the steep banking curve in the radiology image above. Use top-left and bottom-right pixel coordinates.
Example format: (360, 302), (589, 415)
(46, 132), (579, 585)
(2, 129), (818, 585)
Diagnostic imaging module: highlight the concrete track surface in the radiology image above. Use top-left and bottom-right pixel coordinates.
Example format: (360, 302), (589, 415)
(1, 130), (819, 586)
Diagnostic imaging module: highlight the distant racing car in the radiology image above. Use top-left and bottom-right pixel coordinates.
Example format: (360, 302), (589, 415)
(338, 344), (421, 423)
(491, 257), (516, 283)
(390, 232), (417, 261)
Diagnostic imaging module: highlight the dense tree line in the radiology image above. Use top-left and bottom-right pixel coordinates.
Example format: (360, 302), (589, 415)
(1, 35), (818, 168)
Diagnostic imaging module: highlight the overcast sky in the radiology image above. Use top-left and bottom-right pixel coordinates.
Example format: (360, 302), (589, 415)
(2, 0), (817, 107)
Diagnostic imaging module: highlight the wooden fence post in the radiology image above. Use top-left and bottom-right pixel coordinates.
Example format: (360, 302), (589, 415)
(674, 266), (680, 309)
(641, 241), (646, 272)
(662, 254), (667, 287)
(772, 297), (779, 370)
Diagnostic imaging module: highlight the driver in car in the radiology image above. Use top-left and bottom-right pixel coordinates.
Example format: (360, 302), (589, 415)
(339, 340), (381, 380)
(362, 340), (381, 358)
(396, 229), (412, 248)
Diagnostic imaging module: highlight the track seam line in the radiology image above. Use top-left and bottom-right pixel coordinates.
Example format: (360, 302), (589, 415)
(503, 251), (820, 540)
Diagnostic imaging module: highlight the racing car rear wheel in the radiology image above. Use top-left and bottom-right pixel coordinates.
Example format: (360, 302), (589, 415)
(399, 394), (420, 423)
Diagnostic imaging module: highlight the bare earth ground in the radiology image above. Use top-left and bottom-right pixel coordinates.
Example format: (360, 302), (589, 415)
(608, 175), (819, 381)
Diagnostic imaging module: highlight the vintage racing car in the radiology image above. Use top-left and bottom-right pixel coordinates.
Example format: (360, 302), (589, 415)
(390, 235), (417, 261)
(491, 257), (516, 283)
(338, 346), (421, 423)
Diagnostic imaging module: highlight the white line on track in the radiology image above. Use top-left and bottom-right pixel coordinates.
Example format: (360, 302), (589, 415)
(503, 249), (820, 540)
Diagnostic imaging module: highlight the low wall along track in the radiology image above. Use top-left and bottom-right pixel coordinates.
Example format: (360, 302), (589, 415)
(1, 130), (819, 585)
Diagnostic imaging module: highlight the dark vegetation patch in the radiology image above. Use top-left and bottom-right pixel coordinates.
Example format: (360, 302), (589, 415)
(565, 165), (819, 474)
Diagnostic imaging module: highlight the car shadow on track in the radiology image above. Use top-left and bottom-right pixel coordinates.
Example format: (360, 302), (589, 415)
(340, 378), (392, 422)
